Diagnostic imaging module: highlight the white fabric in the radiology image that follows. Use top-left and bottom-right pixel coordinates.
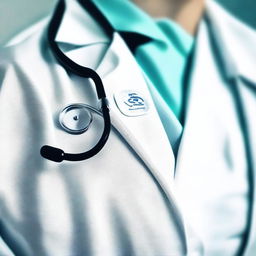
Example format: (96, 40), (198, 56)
(0, 1), (185, 255)
(175, 19), (248, 256)
(1, 0), (256, 256)
(174, 3), (256, 256)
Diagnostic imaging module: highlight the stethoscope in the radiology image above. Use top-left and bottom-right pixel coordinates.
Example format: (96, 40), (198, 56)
(40, 0), (115, 163)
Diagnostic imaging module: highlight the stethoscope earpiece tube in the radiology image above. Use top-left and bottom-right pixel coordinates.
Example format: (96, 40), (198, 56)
(41, 0), (112, 162)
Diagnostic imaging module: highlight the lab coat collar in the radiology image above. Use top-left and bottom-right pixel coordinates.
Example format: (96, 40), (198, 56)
(55, 0), (153, 53)
(55, 0), (110, 46)
(56, 0), (256, 84)
(206, 0), (256, 84)
(92, 0), (170, 43)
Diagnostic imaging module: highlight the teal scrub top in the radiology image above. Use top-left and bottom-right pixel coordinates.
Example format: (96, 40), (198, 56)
(93, 0), (194, 149)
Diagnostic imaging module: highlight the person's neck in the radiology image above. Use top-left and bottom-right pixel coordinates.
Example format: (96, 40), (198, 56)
(132, 0), (205, 35)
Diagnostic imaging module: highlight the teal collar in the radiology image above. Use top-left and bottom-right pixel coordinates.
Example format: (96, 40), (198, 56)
(93, 0), (170, 43)
(93, 0), (193, 53)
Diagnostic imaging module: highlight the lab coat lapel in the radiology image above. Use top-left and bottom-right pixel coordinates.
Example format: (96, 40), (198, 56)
(98, 33), (176, 189)
(175, 1), (256, 254)
(174, 16), (251, 254)
(207, 2), (256, 255)
(93, 34), (188, 248)
(234, 78), (256, 256)
(206, 0), (256, 83)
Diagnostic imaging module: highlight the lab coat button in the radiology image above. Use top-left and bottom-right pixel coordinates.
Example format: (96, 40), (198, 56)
(59, 104), (93, 134)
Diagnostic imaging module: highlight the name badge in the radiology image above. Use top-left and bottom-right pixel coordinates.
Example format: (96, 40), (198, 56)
(114, 90), (149, 117)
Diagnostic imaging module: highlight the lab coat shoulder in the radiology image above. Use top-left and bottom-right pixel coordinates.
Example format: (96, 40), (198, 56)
(0, 39), (19, 78)
(1, 18), (46, 63)
(0, 19), (56, 97)
(0, 45), (20, 92)
(207, 0), (256, 82)
(4, 16), (53, 60)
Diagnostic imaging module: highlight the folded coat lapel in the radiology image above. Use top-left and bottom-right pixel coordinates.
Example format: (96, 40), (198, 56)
(98, 33), (176, 191)
(100, 36), (188, 249)
(175, 4), (256, 253)
(234, 78), (256, 256)
(206, 2), (256, 254)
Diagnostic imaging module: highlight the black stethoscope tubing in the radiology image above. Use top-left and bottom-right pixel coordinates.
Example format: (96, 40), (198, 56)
(40, 0), (114, 163)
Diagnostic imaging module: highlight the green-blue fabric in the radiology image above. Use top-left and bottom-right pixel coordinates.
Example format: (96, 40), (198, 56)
(93, 0), (194, 120)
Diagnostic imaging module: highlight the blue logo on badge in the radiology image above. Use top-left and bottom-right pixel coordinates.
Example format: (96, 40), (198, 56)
(114, 90), (149, 117)
(124, 93), (145, 109)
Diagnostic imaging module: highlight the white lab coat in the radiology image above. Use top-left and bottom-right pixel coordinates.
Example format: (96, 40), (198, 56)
(0, 0), (256, 256)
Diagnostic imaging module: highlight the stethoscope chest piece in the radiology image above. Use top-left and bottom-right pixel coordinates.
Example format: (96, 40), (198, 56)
(59, 104), (93, 134)
(41, 0), (111, 162)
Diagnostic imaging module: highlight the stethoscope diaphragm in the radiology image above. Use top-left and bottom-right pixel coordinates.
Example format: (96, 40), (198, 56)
(59, 104), (93, 134)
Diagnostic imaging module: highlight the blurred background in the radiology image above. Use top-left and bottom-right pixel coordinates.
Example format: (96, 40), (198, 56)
(0, 0), (256, 46)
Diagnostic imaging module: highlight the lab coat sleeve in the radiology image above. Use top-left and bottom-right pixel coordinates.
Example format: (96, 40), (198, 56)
(0, 47), (12, 88)
(0, 236), (15, 256)
(0, 216), (33, 256)
(0, 51), (7, 86)
(0, 48), (16, 256)
(0, 221), (15, 256)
